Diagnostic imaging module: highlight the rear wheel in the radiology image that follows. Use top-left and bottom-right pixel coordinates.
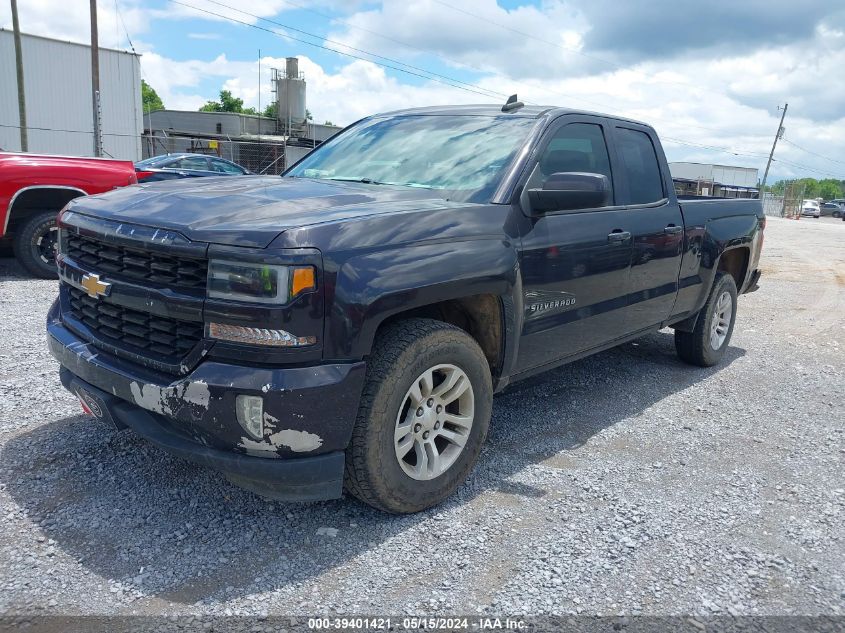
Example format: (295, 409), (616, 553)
(674, 272), (738, 367)
(344, 318), (492, 513)
(12, 210), (59, 279)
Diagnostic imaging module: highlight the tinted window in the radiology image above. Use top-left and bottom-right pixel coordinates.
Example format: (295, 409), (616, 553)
(135, 155), (176, 168)
(616, 128), (664, 205)
(528, 122), (613, 205)
(211, 158), (245, 174)
(175, 156), (210, 170)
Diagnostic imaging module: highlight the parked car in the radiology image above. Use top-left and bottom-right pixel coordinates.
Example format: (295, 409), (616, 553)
(800, 200), (821, 218)
(48, 102), (765, 513)
(0, 152), (137, 277)
(820, 202), (842, 218)
(134, 153), (250, 182)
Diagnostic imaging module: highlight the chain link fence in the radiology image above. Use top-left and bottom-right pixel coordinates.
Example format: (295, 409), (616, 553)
(761, 183), (806, 218)
(143, 134), (315, 175)
(1, 125), (317, 175)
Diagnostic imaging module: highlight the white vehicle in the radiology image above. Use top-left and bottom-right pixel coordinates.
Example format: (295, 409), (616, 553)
(800, 200), (820, 218)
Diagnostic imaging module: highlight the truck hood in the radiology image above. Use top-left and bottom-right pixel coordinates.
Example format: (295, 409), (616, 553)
(67, 175), (451, 248)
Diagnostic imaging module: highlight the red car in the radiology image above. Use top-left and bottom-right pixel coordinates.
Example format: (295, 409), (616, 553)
(0, 152), (138, 277)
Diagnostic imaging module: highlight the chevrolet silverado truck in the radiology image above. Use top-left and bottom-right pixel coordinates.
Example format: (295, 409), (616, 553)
(46, 102), (764, 513)
(0, 152), (137, 277)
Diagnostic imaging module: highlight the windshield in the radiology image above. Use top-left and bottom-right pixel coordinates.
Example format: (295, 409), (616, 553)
(286, 114), (538, 203)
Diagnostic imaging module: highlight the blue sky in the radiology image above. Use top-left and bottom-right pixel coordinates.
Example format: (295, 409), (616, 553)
(3, 0), (845, 182)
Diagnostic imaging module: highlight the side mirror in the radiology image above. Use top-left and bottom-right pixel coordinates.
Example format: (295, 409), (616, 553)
(527, 172), (611, 215)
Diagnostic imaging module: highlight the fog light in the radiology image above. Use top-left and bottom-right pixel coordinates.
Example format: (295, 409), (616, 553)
(207, 322), (316, 347)
(235, 395), (264, 439)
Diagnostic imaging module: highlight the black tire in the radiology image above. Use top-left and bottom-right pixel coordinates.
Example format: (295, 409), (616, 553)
(12, 210), (59, 279)
(344, 318), (493, 513)
(674, 272), (738, 367)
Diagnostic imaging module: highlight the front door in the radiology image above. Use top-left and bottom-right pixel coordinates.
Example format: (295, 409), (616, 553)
(516, 119), (633, 374)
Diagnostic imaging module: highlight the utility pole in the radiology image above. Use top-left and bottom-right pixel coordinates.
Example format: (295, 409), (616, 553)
(760, 103), (787, 199)
(11, 0), (28, 152)
(89, 0), (102, 157)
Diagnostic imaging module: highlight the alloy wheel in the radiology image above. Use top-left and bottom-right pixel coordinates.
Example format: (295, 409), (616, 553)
(709, 291), (733, 350)
(393, 364), (475, 481)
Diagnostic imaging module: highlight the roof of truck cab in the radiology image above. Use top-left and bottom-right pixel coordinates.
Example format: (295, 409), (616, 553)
(374, 104), (652, 127)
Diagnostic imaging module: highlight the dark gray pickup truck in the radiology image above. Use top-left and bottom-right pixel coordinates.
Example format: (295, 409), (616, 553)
(47, 100), (764, 513)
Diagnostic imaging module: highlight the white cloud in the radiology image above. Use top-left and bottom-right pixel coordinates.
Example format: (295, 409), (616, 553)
(0, 0), (148, 51)
(2, 0), (843, 182)
(187, 32), (222, 40)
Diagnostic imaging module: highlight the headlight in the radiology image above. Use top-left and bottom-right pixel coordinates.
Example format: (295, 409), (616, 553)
(207, 260), (315, 304)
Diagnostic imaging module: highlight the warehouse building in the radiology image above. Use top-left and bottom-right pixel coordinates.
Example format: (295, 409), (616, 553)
(0, 30), (142, 160)
(143, 58), (342, 173)
(670, 162), (760, 198)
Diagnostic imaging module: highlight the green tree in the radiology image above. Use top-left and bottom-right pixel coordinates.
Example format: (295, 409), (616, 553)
(263, 102), (278, 119)
(323, 120), (335, 126)
(818, 178), (843, 200)
(141, 80), (164, 113)
(198, 89), (259, 114)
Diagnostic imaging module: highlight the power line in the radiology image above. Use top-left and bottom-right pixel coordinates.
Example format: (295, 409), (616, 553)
(167, 0), (841, 179)
(781, 138), (845, 168)
(266, 0), (740, 136)
(172, 0), (507, 101)
(189, 0), (761, 140)
(430, 0), (706, 95)
(114, 0), (137, 54)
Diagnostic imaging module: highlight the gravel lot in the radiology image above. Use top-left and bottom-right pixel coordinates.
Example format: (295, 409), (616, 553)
(0, 217), (842, 622)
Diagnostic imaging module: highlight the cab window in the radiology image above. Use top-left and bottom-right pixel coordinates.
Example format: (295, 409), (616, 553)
(526, 122), (614, 206)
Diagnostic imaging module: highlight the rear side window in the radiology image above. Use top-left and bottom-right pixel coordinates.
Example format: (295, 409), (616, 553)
(616, 128), (664, 205)
(211, 158), (245, 174)
(175, 156), (210, 170)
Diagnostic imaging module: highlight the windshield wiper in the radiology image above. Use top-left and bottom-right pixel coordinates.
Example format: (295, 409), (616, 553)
(324, 176), (385, 185)
(324, 176), (433, 189)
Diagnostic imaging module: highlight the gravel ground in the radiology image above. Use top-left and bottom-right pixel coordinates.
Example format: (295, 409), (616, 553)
(0, 217), (842, 621)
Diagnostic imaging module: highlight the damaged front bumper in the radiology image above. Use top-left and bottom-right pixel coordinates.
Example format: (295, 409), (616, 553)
(47, 301), (366, 501)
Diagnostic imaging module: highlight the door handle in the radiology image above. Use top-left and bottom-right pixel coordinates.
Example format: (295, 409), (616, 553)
(607, 230), (631, 243)
(664, 224), (683, 235)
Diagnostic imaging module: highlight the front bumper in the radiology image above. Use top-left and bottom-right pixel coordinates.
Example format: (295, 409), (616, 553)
(47, 300), (366, 501)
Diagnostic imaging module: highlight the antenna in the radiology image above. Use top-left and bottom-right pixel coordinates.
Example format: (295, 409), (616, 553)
(501, 94), (524, 112)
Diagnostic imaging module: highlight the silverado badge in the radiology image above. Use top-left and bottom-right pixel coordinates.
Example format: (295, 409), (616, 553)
(525, 289), (576, 316)
(80, 273), (112, 299)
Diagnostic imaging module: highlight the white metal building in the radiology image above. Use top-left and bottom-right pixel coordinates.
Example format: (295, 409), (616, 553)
(669, 162), (759, 198)
(0, 30), (142, 160)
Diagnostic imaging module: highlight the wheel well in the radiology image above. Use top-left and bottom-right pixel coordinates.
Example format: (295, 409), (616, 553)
(717, 247), (749, 290)
(377, 294), (503, 376)
(5, 187), (85, 238)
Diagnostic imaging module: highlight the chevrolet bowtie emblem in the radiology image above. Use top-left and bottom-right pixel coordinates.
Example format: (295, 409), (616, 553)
(80, 273), (112, 299)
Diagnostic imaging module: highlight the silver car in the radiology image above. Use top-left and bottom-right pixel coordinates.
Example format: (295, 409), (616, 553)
(800, 200), (820, 218)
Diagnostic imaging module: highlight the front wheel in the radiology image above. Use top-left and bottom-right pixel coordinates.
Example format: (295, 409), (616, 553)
(344, 318), (492, 513)
(674, 272), (738, 367)
(12, 210), (60, 279)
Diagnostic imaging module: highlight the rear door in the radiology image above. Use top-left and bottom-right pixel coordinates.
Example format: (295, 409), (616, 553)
(516, 117), (633, 372)
(610, 125), (684, 332)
